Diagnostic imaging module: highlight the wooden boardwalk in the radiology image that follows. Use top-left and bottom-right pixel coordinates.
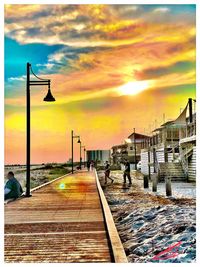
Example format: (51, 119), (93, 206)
(4, 170), (127, 263)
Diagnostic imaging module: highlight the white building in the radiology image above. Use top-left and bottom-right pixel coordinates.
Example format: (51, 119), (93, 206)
(87, 150), (110, 164)
(141, 98), (196, 182)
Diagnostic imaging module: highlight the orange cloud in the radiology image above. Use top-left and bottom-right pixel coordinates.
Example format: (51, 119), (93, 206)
(4, 4), (196, 164)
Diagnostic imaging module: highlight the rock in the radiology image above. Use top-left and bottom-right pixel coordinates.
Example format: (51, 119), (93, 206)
(173, 225), (187, 234)
(97, 170), (196, 263)
(132, 244), (150, 256)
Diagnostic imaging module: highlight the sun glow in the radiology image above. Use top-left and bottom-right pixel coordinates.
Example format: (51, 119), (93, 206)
(117, 80), (152, 96)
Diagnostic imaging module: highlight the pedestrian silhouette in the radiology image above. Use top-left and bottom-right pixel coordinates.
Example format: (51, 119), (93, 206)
(104, 161), (114, 184)
(123, 159), (132, 185)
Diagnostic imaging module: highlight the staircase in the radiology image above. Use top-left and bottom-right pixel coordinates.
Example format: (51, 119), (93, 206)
(173, 146), (193, 163)
(159, 162), (187, 181)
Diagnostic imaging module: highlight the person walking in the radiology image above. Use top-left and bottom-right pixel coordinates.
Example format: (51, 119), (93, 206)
(104, 161), (114, 184)
(87, 161), (90, 171)
(123, 159), (132, 185)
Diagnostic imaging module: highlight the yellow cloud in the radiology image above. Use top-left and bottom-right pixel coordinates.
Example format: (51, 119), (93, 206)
(4, 4), (196, 164)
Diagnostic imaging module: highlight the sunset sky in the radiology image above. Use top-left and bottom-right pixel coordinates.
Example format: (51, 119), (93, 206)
(5, 4), (196, 164)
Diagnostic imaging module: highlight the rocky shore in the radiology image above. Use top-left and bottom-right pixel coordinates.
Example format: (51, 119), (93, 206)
(98, 170), (196, 263)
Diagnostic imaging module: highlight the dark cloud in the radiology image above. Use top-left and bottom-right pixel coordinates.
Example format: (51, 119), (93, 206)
(135, 60), (195, 80)
(147, 83), (196, 96)
(26, 27), (42, 36)
(69, 15), (90, 24)
(66, 29), (96, 40)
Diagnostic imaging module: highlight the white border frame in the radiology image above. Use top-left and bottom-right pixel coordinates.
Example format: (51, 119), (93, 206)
(1, 1), (199, 266)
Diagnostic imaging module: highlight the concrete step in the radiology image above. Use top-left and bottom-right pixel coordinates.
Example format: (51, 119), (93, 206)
(158, 162), (186, 181)
(159, 175), (187, 182)
(160, 173), (185, 176)
(159, 174), (185, 177)
(160, 169), (185, 173)
(160, 171), (185, 175)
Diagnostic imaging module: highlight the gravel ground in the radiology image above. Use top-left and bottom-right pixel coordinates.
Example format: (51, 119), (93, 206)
(98, 170), (196, 263)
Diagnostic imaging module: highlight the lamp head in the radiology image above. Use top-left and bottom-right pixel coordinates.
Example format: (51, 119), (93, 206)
(43, 88), (56, 102)
(43, 82), (55, 102)
(77, 138), (81, 144)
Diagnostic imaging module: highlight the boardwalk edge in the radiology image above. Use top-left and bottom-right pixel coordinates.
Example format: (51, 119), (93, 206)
(94, 169), (128, 263)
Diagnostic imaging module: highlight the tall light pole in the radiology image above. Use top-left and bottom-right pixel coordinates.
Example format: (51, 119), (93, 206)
(78, 139), (82, 169)
(26, 62), (55, 197)
(71, 130), (80, 173)
(134, 128), (137, 170)
(84, 148), (86, 167)
(81, 146), (86, 167)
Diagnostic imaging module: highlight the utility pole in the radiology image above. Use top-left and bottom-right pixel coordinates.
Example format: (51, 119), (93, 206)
(163, 113), (165, 124)
(188, 98), (193, 123)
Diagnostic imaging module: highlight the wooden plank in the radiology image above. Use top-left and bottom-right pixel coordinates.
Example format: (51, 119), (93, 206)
(4, 171), (112, 263)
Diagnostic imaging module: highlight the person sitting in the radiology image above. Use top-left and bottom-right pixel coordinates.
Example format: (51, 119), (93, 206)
(4, 171), (23, 201)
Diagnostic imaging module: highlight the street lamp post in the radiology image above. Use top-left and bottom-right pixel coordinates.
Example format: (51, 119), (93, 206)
(71, 130), (80, 173)
(78, 139), (82, 169)
(134, 128), (137, 170)
(26, 62), (55, 197)
(84, 148), (86, 167)
(81, 146), (86, 168)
